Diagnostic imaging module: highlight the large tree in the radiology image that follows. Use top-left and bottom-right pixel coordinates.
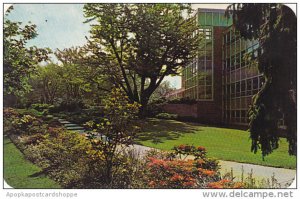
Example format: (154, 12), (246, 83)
(83, 4), (202, 115)
(226, 4), (296, 156)
(3, 6), (51, 98)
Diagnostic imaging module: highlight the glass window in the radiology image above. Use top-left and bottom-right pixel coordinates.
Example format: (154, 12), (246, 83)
(236, 110), (240, 118)
(236, 82), (240, 94)
(241, 80), (246, 96)
(206, 12), (212, 25)
(246, 79), (252, 95)
(199, 13), (206, 25)
(253, 77), (258, 89)
(213, 13), (219, 25)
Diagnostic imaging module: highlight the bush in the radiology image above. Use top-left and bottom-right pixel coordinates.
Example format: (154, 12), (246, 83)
(167, 97), (197, 105)
(16, 108), (44, 117)
(156, 112), (178, 120)
(144, 158), (219, 188)
(3, 108), (20, 135)
(84, 88), (140, 185)
(23, 128), (104, 188)
(145, 98), (167, 117)
(51, 99), (86, 113)
(142, 148), (220, 188)
(31, 103), (54, 112)
(139, 145), (244, 189)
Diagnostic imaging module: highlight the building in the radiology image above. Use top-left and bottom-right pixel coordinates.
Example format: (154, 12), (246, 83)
(168, 8), (264, 126)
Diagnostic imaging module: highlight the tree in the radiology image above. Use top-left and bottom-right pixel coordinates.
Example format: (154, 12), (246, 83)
(29, 64), (62, 104)
(3, 6), (51, 98)
(226, 4), (296, 156)
(83, 4), (202, 115)
(55, 47), (113, 105)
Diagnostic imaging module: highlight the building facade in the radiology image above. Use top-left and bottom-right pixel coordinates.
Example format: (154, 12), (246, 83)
(222, 26), (263, 125)
(177, 8), (263, 126)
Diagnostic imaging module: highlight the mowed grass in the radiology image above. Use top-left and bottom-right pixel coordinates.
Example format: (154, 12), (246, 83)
(4, 137), (61, 188)
(136, 118), (296, 169)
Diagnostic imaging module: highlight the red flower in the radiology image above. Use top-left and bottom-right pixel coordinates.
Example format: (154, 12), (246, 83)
(170, 174), (184, 181)
(197, 146), (206, 151)
(183, 181), (196, 188)
(202, 169), (215, 176)
(178, 144), (186, 150)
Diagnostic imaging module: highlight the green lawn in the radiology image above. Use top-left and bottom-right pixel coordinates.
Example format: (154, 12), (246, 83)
(4, 136), (61, 188)
(136, 118), (296, 169)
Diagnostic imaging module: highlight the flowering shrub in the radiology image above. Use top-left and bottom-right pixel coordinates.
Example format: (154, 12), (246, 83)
(3, 108), (19, 134)
(174, 144), (207, 160)
(141, 145), (247, 189)
(23, 128), (106, 188)
(145, 157), (219, 188)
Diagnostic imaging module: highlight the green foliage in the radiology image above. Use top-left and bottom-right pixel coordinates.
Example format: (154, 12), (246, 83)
(3, 6), (51, 96)
(84, 88), (140, 184)
(27, 59), (111, 108)
(31, 103), (54, 112)
(167, 97), (197, 104)
(23, 128), (99, 188)
(16, 108), (44, 117)
(83, 4), (202, 113)
(156, 112), (178, 120)
(3, 108), (20, 135)
(226, 4), (297, 156)
(28, 64), (63, 105)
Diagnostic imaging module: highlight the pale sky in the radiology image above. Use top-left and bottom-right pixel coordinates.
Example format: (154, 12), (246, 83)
(4, 3), (230, 89)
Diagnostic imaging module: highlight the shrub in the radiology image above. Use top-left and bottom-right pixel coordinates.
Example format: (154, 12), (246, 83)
(23, 128), (104, 188)
(3, 108), (20, 135)
(156, 112), (178, 120)
(84, 88), (140, 185)
(144, 157), (219, 188)
(16, 108), (44, 117)
(141, 145), (225, 188)
(145, 98), (167, 117)
(31, 103), (54, 113)
(167, 97), (197, 105)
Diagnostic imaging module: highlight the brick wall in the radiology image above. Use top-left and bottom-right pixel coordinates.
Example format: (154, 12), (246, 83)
(195, 27), (224, 124)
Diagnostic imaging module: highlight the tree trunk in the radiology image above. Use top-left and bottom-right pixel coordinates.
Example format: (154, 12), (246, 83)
(139, 92), (150, 118)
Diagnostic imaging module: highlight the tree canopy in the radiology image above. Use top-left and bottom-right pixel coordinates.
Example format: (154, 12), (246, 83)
(226, 4), (297, 156)
(83, 4), (202, 115)
(3, 6), (51, 97)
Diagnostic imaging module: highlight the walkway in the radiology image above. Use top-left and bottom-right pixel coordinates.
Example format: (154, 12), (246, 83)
(56, 118), (296, 188)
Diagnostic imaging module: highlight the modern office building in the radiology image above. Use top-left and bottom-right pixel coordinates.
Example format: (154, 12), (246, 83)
(168, 8), (264, 126)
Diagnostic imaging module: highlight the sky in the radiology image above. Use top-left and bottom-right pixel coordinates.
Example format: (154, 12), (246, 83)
(4, 3), (230, 89)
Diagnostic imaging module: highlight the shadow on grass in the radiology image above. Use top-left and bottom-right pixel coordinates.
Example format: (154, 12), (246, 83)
(28, 170), (47, 178)
(135, 118), (200, 145)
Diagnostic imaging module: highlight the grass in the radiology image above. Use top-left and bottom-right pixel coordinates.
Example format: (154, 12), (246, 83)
(136, 118), (296, 169)
(4, 136), (61, 188)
